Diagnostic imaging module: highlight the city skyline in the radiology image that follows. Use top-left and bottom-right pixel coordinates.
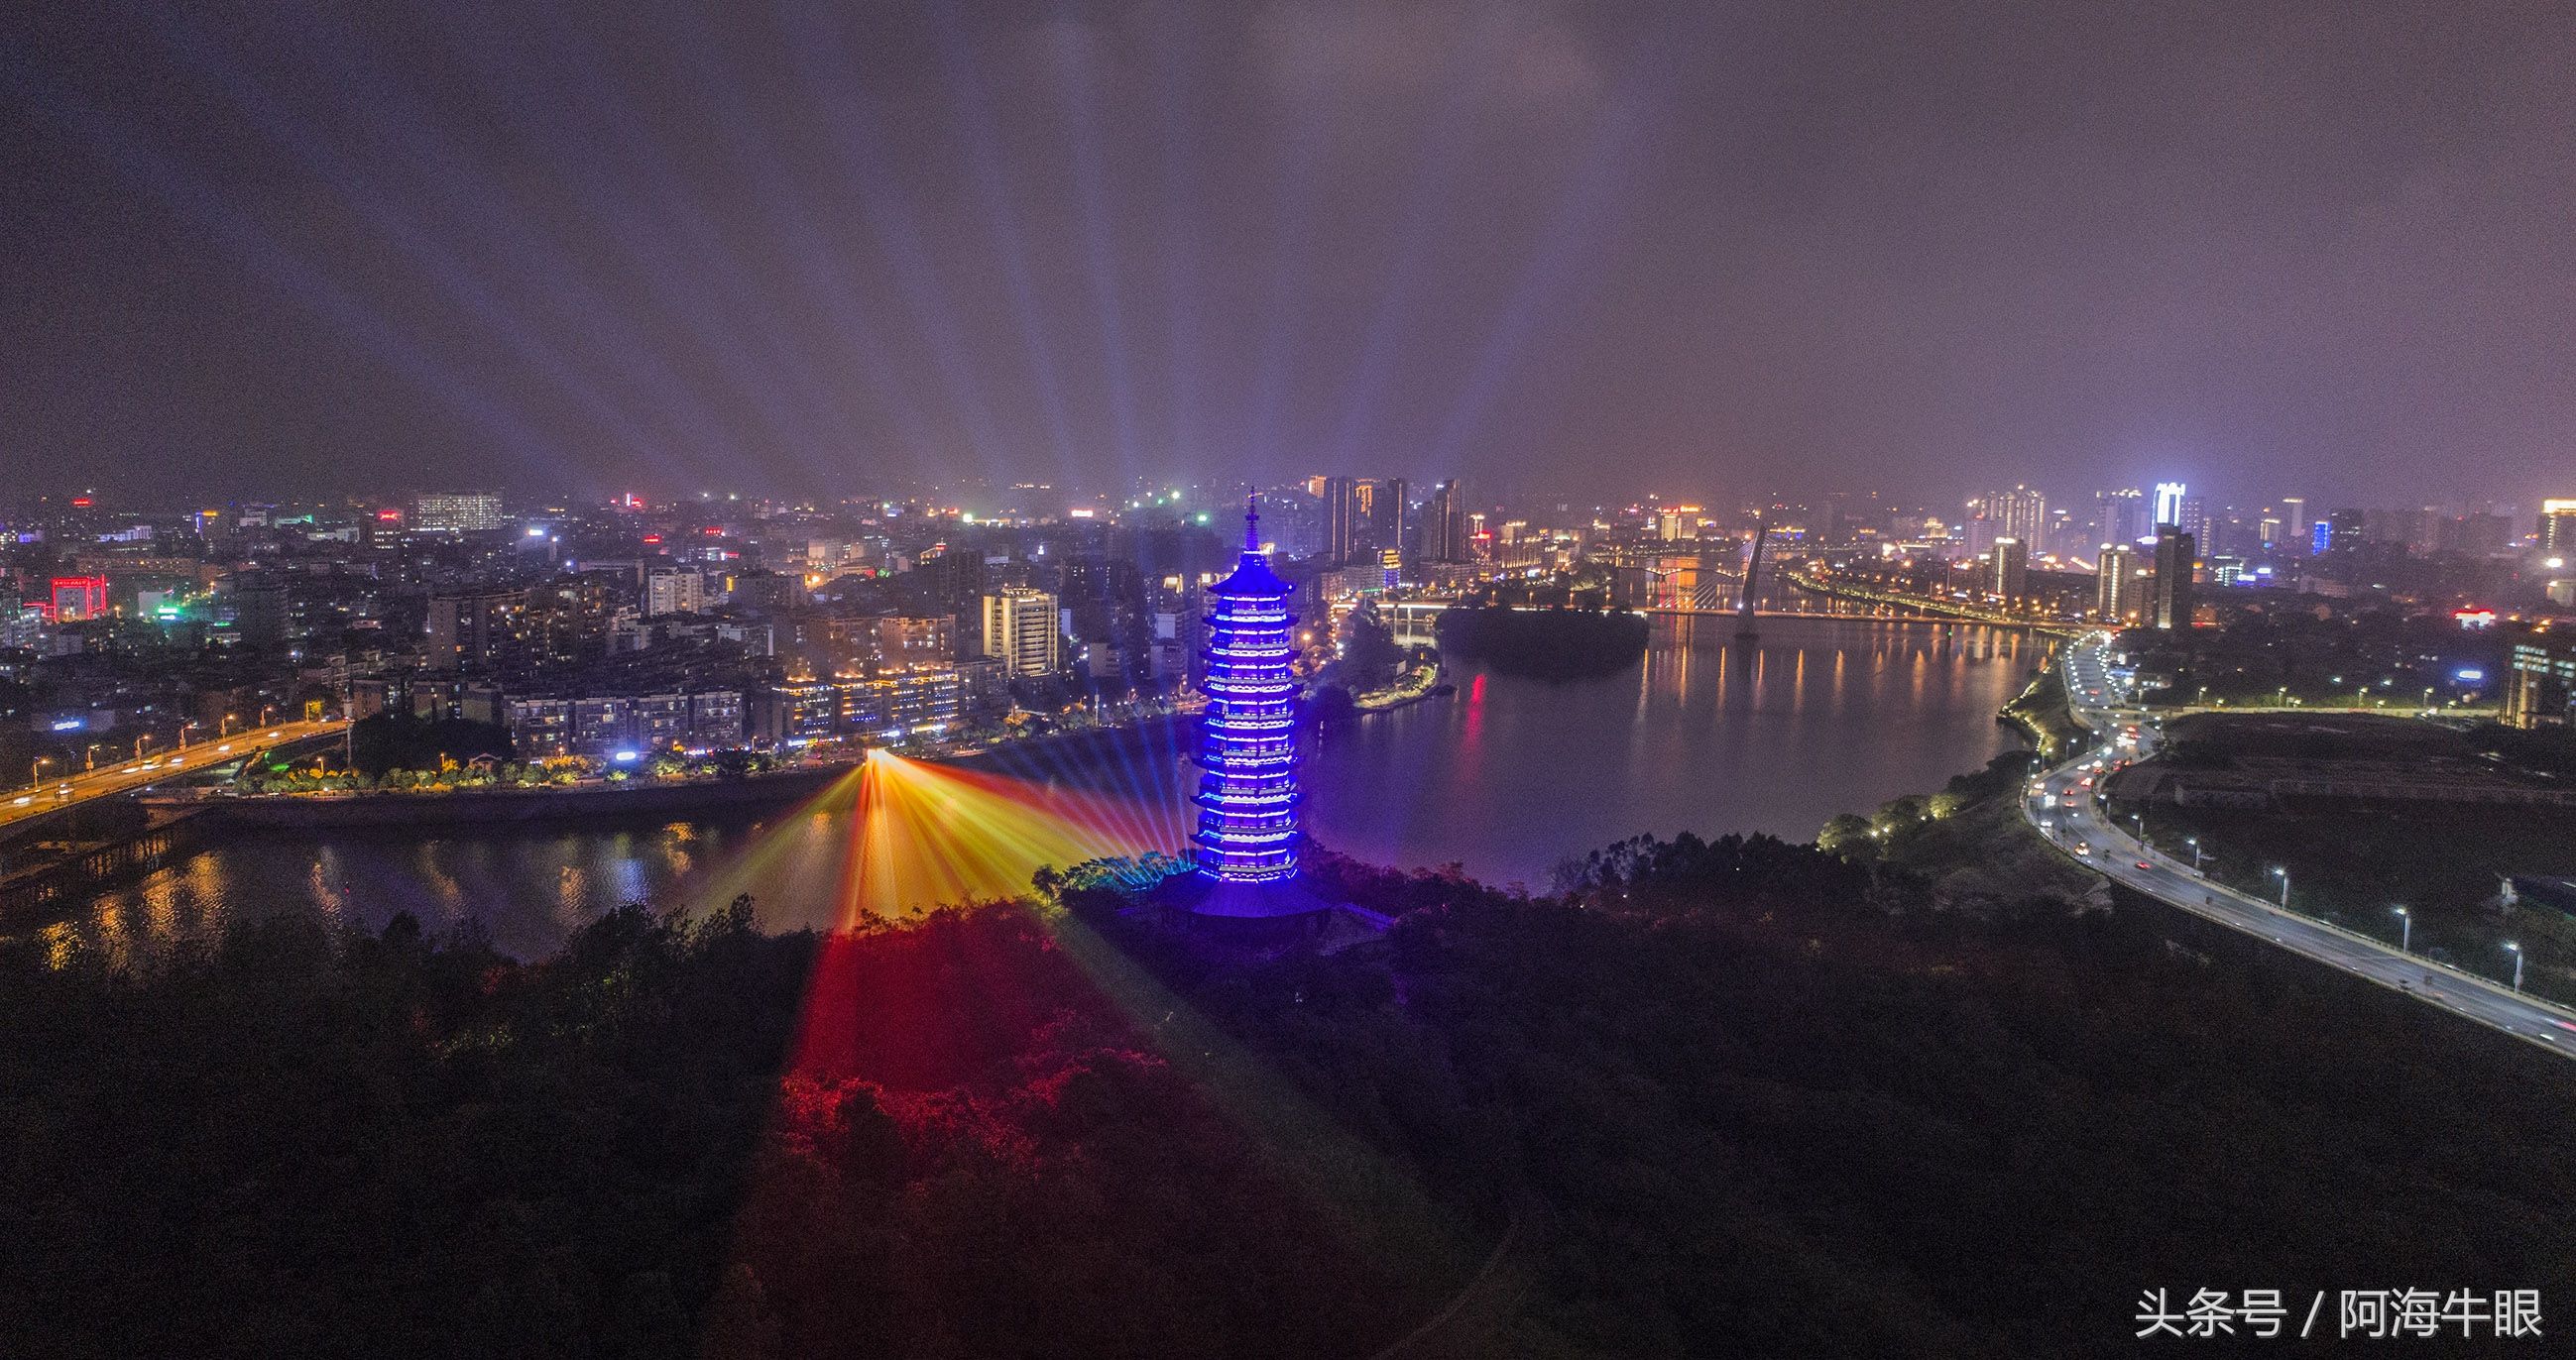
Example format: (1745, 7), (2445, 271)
(8, 2), (2575, 506)
(10, 9), (2576, 1351)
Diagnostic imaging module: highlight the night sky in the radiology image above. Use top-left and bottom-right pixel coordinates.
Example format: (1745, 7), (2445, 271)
(4, 1), (2570, 505)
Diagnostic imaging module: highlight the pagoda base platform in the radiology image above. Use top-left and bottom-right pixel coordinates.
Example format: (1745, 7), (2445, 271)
(1143, 872), (1380, 954)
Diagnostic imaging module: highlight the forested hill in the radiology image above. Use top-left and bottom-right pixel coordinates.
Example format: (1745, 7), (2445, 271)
(5, 816), (2572, 1354)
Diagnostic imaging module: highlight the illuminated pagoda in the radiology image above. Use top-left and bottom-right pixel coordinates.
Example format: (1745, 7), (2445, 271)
(1194, 496), (1303, 884)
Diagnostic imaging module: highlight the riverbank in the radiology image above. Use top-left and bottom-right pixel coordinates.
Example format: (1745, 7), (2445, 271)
(148, 712), (1199, 830)
(1999, 654), (2093, 762)
(153, 762), (853, 828)
(1350, 658), (1448, 714)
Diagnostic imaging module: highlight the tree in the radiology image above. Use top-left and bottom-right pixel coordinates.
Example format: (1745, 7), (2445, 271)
(348, 712), (512, 778)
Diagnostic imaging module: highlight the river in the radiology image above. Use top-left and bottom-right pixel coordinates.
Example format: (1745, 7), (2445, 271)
(52, 617), (2035, 961)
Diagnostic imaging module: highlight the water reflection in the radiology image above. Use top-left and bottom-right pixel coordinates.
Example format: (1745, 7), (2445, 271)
(46, 618), (2030, 960)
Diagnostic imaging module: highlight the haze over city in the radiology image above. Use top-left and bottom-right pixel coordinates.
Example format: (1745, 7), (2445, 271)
(7, 5), (2576, 1357)
(9, 0), (2574, 505)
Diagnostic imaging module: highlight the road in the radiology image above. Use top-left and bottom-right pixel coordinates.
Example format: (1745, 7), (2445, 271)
(0, 721), (346, 832)
(2028, 635), (2576, 1061)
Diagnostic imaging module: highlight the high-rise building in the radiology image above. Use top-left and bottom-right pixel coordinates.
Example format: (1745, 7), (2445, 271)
(1374, 478), (1409, 558)
(2096, 489), (2149, 551)
(2505, 636), (2576, 729)
(1150, 593), (1203, 687)
(2096, 544), (2144, 623)
(644, 568), (704, 617)
(2280, 497), (2310, 550)
(860, 615), (956, 675)
(1424, 480), (1468, 562)
(2150, 526), (2196, 630)
(1323, 477), (1362, 566)
(1989, 537), (2029, 601)
(2540, 500), (2576, 554)
(2177, 497), (2209, 549)
(1989, 486), (2048, 546)
(425, 589), (530, 670)
(1962, 515), (1999, 556)
(981, 587), (1060, 677)
(410, 492), (509, 533)
(2153, 482), (2187, 529)
(226, 573), (291, 649)
(1195, 500), (1300, 883)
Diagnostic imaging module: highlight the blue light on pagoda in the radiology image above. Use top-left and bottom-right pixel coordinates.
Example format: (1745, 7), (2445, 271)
(1195, 497), (1301, 882)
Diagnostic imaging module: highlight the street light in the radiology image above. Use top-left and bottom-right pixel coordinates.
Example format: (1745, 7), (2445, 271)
(2271, 865), (2290, 908)
(2503, 941), (2523, 992)
(30, 755), (51, 790)
(2391, 905), (2409, 954)
(135, 735), (153, 760)
(2184, 837), (2205, 871)
(179, 721), (200, 751)
(221, 713), (237, 737)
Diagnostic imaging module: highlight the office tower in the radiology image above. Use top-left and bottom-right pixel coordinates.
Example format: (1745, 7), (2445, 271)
(2096, 544), (2143, 623)
(2178, 497), (2208, 548)
(2541, 500), (2576, 554)
(2047, 507), (2079, 557)
(1989, 485), (2048, 546)
(1322, 477), (1360, 565)
(2505, 635), (2576, 729)
(2327, 509), (2367, 551)
(2280, 497), (2310, 549)
(1990, 537), (2029, 601)
(1319, 479), (1359, 564)
(2097, 489), (2149, 552)
(2151, 526), (2196, 630)
(2153, 482), (2187, 528)
(981, 587), (1061, 676)
(1195, 500), (1300, 883)
(1425, 480), (1468, 561)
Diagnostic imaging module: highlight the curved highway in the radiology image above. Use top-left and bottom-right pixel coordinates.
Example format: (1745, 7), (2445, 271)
(2028, 635), (2576, 1061)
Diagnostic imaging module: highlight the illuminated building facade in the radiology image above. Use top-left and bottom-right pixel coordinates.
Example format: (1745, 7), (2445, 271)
(2151, 526), (2197, 630)
(410, 491), (508, 532)
(2096, 543), (2143, 623)
(2541, 499), (2576, 554)
(2153, 481), (2187, 528)
(981, 587), (1061, 676)
(50, 576), (109, 623)
(1989, 537), (2028, 601)
(2506, 636), (2576, 730)
(1195, 499), (1300, 882)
